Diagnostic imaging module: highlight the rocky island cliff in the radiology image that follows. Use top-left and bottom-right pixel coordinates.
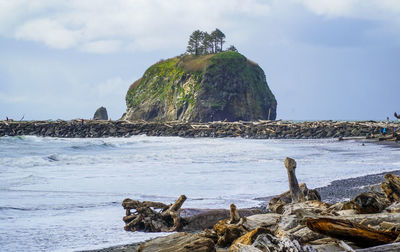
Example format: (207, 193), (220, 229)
(122, 51), (277, 122)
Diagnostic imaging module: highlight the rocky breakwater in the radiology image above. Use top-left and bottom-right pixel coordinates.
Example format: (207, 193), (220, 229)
(120, 158), (400, 252)
(0, 120), (395, 139)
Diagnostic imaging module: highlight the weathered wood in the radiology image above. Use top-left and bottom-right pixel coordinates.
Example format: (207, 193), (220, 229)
(268, 183), (320, 214)
(213, 219), (247, 247)
(142, 201), (169, 210)
(211, 203), (256, 247)
(381, 174), (400, 202)
(377, 133), (400, 142)
(242, 213), (281, 231)
(122, 214), (136, 223)
(124, 214), (143, 231)
(338, 240), (356, 252)
(284, 157), (304, 203)
(229, 203), (240, 224)
(353, 191), (389, 214)
(161, 195), (187, 231)
(379, 221), (400, 232)
(291, 225), (325, 244)
(161, 195), (187, 215)
(122, 195), (186, 232)
(250, 233), (317, 252)
(335, 212), (400, 227)
(122, 199), (170, 211)
(182, 208), (263, 232)
(137, 232), (215, 252)
(306, 217), (400, 248)
(230, 227), (269, 248)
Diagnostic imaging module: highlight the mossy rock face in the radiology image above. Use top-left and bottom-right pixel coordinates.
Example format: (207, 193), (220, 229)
(123, 51), (277, 122)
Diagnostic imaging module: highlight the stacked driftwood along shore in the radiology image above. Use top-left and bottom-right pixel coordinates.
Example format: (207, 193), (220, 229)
(0, 120), (399, 139)
(122, 158), (400, 252)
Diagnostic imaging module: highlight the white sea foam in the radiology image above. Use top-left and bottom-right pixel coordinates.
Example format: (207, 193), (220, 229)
(0, 136), (399, 251)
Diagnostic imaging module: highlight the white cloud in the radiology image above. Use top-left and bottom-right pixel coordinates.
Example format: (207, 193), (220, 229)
(1, 0), (400, 53)
(0, 0), (270, 53)
(15, 18), (81, 49)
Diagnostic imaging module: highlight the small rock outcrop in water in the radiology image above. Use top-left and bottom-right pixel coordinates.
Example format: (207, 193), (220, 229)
(93, 107), (108, 120)
(122, 51), (277, 122)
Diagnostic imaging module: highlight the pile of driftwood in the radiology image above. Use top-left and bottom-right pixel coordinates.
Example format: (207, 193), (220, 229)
(122, 196), (262, 234)
(122, 157), (400, 252)
(372, 131), (400, 142)
(122, 195), (187, 232)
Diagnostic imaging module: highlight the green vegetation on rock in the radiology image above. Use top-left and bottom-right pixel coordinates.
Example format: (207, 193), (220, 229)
(123, 51), (277, 122)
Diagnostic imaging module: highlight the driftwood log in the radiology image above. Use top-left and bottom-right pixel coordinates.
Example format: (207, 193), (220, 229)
(229, 203), (240, 224)
(268, 157), (321, 214)
(375, 131), (400, 142)
(122, 195), (186, 232)
(353, 191), (390, 214)
(382, 174), (400, 202)
(137, 232), (215, 252)
(305, 217), (400, 248)
(284, 157), (304, 203)
(268, 183), (321, 214)
(212, 203), (248, 247)
(122, 196), (263, 233)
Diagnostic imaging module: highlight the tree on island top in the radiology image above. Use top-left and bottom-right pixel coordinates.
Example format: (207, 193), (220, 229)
(211, 28), (225, 53)
(186, 28), (228, 55)
(201, 32), (213, 54)
(226, 45), (238, 52)
(186, 30), (203, 55)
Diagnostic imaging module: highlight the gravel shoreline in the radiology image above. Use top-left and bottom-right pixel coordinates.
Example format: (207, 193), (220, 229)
(317, 169), (400, 204)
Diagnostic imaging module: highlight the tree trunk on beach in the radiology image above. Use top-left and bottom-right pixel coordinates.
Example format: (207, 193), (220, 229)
(306, 217), (400, 248)
(284, 157), (304, 203)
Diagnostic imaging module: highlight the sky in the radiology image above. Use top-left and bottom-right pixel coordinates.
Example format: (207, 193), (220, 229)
(0, 0), (399, 121)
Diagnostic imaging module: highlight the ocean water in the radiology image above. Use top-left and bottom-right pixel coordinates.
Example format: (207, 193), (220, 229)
(0, 135), (399, 251)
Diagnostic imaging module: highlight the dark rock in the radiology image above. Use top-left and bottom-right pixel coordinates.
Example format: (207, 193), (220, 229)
(93, 107), (108, 120)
